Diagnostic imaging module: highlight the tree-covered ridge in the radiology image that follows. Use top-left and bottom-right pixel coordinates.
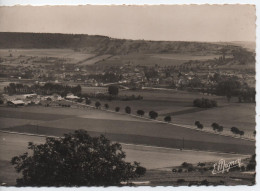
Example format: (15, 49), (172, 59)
(0, 32), (247, 55)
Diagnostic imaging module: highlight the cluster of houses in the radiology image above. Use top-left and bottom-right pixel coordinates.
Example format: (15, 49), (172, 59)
(1, 93), (81, 107)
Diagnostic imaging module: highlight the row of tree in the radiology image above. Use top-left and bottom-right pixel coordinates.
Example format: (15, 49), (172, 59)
(194, 121), (249, 137)
(4, 83), (82, 96)
(231, 126), (245, 136)
(89, 100), (174, 122)
(193, 98), (217, 108)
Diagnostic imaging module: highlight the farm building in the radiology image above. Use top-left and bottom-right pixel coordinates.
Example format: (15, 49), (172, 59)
(66, 93), (80, 101)
(7, 100), (25, 106)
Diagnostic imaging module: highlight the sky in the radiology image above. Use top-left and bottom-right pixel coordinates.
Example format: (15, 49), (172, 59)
(0, 5), (256, 42)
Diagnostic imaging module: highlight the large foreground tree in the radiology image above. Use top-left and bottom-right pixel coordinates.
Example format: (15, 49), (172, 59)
(11, 130), (146, 186)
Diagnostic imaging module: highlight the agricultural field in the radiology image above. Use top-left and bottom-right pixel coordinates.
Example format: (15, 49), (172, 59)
(91, 89), (255, 136)
(0, 105), (255, 154)
(150, 53), (232, 61)
(0, 49), (95, 64)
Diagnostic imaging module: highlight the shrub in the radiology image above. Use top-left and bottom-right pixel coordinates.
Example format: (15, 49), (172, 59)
(137, 110), (145, 116)
(164, 116), (171, 123)
(193, 98), (218, 108)
(135, 166), (146, 176)
(115, 107), (120, 112)
(181, 162), (193, 168)
(177, 179), (185, 184)
(197, 123), (203, 129)
(125, 106), (131, 114)
(95, 101), (101, 109)
(247, 154), (256, 171)
(200, 179), (209, 186)
(195, 121), (200, 126)
(85, 99), (91, 105)
(197, 162), (205, 167)
(149, 111), (158, 119)
(195, 121), (203, 129)
(104, 103), (109, 109)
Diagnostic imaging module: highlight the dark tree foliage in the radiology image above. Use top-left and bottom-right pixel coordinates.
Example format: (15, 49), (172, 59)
(215, 78), (241, 99)
(11, 130), (146, 186)
(231, 127), (240, 134)
(232, 48), (255, 65)
(230, 127), (244, 136)
(149, 111), (158, 120)
(194, 121), (200, 126)
(164, 116), (172, 123)
(217, 126), (224, 132)
(108, 86), (119, 96)
(4, 82), (82, 96)
(247, 154), (256, 171)
(211, 123), (220, 132)
(125, 106), (131, 114)
(85, 99), (91, 105)
(137, 110), (145, 116)
(193, 98), (217, 108)
(104, 103), (109, 109)
(195, 121), (203, 129)
(95, 101), (101, 109)
(115, 107), (120, 112)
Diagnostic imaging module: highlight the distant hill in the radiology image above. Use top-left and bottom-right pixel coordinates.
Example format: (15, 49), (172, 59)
(0, 32), (246, 55)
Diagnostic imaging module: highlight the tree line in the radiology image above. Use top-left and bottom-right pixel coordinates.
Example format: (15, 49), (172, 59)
(4, 83), (82, 96)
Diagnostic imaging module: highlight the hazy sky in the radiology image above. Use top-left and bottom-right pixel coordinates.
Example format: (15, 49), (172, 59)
(0, 5), (256, 42)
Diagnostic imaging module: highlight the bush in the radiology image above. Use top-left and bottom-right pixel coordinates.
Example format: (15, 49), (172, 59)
(104, 103), (109, 109)
(247, 154), (256, 171)
(178, 168), (183, 173)
(200, 179), (209, 186)
(95, 101), (101, 109)
(193, 98), (218, 108)
(181, 162), (193, 168)
(149, 111), (158, 119)
(164, 116), (171, 123)
(197, 162), (205, 167)
(137, 110), (145, 116)
(85, 99), (91, 105)
(195, 121), (203, 129)
(212, 123), (224, 132)
(125, 106), (131, 114)
(115, 107), (120, 112)
(135, 166), (146, 176)
(231, 127), (244, 136)
(177, 179), (185, 184)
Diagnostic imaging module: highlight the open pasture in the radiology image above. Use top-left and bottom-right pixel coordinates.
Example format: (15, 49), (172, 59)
(0, 49), (95, 64)
(0, 106), (255, 155)
(150, 53), (232, 61)
(96, 89), (255, 135)
(96, 53), (187, 67)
